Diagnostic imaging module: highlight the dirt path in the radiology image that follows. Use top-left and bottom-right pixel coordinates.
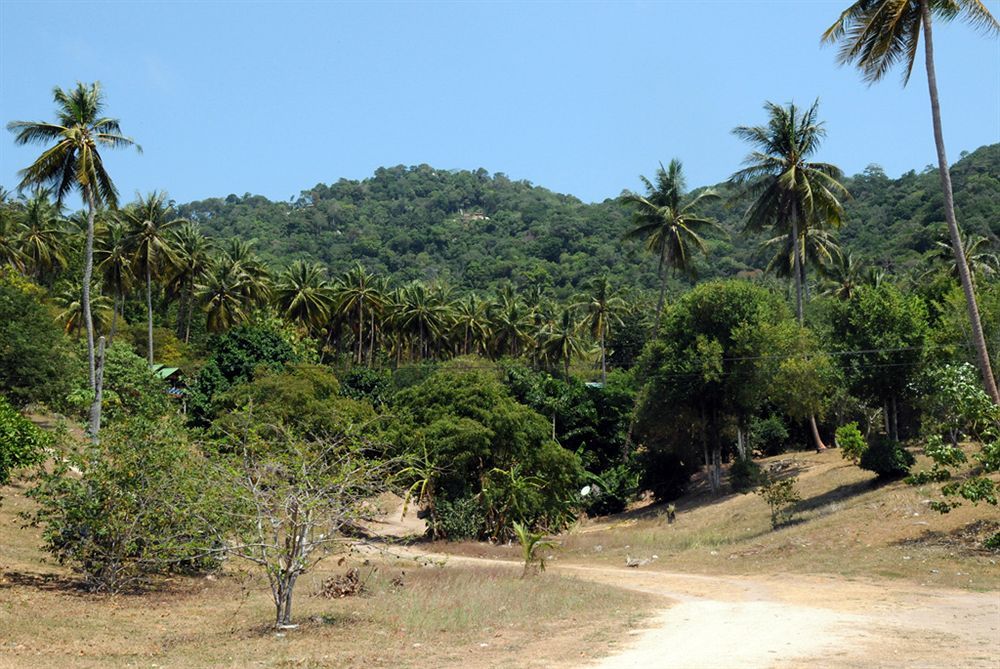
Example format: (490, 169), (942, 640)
(367, 500), (999, 669)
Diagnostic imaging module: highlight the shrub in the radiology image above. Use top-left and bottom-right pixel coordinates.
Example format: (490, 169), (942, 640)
(68, 344), (169, 423)
(835, 422), (867, 464)
(0, 394), (48, 488)
(27, 418), (223, 592)
(754, 471), (801, 529)
(433, 496), (486, 540)
(859, 435), (915, 479)
(750, 414), (789, 456)
(582, 462), (640, 517)
(729, 455), (763, 494)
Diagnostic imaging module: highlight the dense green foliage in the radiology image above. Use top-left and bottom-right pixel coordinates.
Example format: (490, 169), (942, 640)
(0, 394), (47, 487)
(173, 146), (999, 295)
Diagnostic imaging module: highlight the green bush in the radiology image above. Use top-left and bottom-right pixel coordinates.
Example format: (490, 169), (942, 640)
(835, 422), (867, 464)
(27, 418), (224, 592)
(754, 472), (801, 529)
(583, 462), (639, 517)
(68, 344), (169, 423)
(750, 414), (789, 456)
(433, 496), (486, 541)
(0, 394), (48, 487)
(859, 435), (915, 479)
(729, 455), (763, 494)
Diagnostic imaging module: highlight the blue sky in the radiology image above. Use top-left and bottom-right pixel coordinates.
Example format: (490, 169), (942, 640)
(1, 1), (998, 207)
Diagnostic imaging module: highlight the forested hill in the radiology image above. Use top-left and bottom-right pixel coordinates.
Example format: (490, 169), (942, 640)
(178, 144), (1000, 296)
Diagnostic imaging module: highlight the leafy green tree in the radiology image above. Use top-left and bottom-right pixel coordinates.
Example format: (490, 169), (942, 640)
(67, 343), (169, 424)
(165, 222), (211, 343)
(122, 191), (185, 364)
(27, 417), (223, 593)
(7, 82), (141, 428)
(828, 283), (929, 441)
(0, 393), (47, 488)
(623, 159), (721, 333)
(0, 274), (73, 407)
(823, 0), (1000, 404)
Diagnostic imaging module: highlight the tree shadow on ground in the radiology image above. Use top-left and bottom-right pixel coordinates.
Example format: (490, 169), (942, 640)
(795, 477), (882, 513)
(893, 519), (1000, 555)
(0, 569), (87, 594)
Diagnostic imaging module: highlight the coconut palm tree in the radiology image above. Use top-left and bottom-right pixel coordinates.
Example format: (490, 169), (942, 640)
(452, 293), (492, 356)
(730, 100), (849, 452)
(730, 100), (849, 324)
(217, 238), (272, 307)
(196, 256), (252, 333)
(0, 189), (26, 272)
(537, 308), (587, 378)
(334, 262), (386, 365)
(575, 274), (625, 384)
(274, 260), (335, 334)
(7, 82), (141, 416)
(54, 282), (113, 337)
(122, 191), (185, 364)
(393, 282), (448, 362)
(762, 226), (843, 301)
(821, 251), (865, 301)
(94, 217), (132, 342)
(16, 189), (68, 282)
(489, 287), (532, 358)
(165, 222), (212, 343)
(926, 234), (999, 285)
(623, 160), (721, 335)
(823, 0), (1000, 404)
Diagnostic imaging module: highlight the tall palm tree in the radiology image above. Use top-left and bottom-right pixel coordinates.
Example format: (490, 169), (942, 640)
(762, 226), (843, 301)
(574, 274), (625, 384)
(536, 308), (587, 378)
(16, 189), (68, 282)
(0, 189), (26, 272)
(165, 222), (212, 343)
(393, 282), (448, 361)
(334, 262), (386, 365)
(94, 217), (132, 342)
(926, 234), (999, 285)
(54, 281), (113, 338)
(452, 293), (492, 356)
(7, 82), (140, 414)
(122, 191), (184, 364)
(489, 287), (532, 358)
(623, 159), (721, 335)
(730, 100), (849, 452)
(218, 238), (272, 307)
(274, 260), (335, 334)
(821, 250), (865, 301)
(823, 0), (1000, 404)
(730, 100), (849, 324)
(196, 255), (252, 333)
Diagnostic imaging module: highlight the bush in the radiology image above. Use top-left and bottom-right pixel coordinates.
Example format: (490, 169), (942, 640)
(859, 435), (915, 479)
(582, 462), (639, 517)
(27, 418), (224, 592)
(433, 496), (486, 540)
(68, 344), (169, 423)
(750, 414), (789, 456)
(0, 394), (48, 487)
(754, 471), (801, 529)
(729, 455), (763, 494)
(835, 422), (867, 464)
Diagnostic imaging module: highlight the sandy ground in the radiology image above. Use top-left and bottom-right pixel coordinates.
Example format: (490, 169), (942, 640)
(372, 498), (1000, 669)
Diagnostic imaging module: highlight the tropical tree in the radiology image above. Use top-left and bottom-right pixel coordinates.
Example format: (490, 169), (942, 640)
(489, 287), (532, 358)
(926, 234), (999, 285)
(196, 256), (253, 333)
(165, 222), (212, 343)
(274, 260), (335, 334)
(94, 218), (132, 342)
(452, 293), (492, 356)
(822, 250), (866, 301)
(0, 190), (26, 272)
(16, 189), (68, 282)
(7, 82), (141, 438)
(823, 0), (1000, 404)
(122, 191), (184, 364)
(730, 100), (849, 324)
(537, 308), (587, 378)
(334, 263), (386, 365)
(762, 226), (842, 301)
(575, 274), (625, 384)
(623, 160), (721, 334)
(54, 282), (113, 337)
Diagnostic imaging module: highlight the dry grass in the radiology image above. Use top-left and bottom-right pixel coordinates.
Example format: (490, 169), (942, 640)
(0, 480), (652, 669)
(440, 449), (1000, 591)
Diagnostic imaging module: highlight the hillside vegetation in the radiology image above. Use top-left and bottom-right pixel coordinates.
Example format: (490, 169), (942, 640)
(178, 144), (1000, 296)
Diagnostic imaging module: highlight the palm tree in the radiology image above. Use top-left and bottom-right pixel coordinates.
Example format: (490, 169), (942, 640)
(926, 234), (999, 285)
(393, 282), (448, 362)
(274, 260), (335, 334)
(16, 189), (68, 282)
(217, 238), (272, 306)
(165, 222), (212, 343)
(575, 274), (625, 384)
(762, 226), (843, 301)
(821, 251), (865, 301)
(0, 189), (26, 272)
(122, 191), (184, 364)
(730, 100), (849, 324)
(489, 287), (533, 358)
(823, 0), (1000, 404)
(623, 159), (721, 335)
(452, 293), (492, 356)
(730, 100), (849, 452)
(537, 308), (587, 378)
(334, 263), (386, 365)
(54, 282), (113, 337)
(196, 256), (252, 333)
(7, 82), (140, 414)
(94, 217), (132, 342)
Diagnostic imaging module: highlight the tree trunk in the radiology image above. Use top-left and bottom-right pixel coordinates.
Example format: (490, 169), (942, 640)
(82, 186), (97, 389)
(600, 325), (607, 385)
(920, 0), (1000, 405)
(146, 262), (154, 365)
(109, 292), (120, 345)
(653, 255), (667, 338)
(275, 574), (296, 627)
(791, 214), (804, 325)
(89, 336), (106, 442)
(809, 415), (827, 452)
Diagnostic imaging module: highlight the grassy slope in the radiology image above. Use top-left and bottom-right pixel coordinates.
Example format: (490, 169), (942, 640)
(442, 448), (1000, 592)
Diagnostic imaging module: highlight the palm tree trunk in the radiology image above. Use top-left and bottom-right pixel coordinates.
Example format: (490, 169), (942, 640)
(82, 187), (97, 389)
(600, 325), (607, 385)
(653, 254), (667, 338)
(89, 336), (106, 443)
(791, 215), (804, 325)
(920, 0), (1000, 405)
(109, 292), (120, 345)
(146, 262), (154, 365)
